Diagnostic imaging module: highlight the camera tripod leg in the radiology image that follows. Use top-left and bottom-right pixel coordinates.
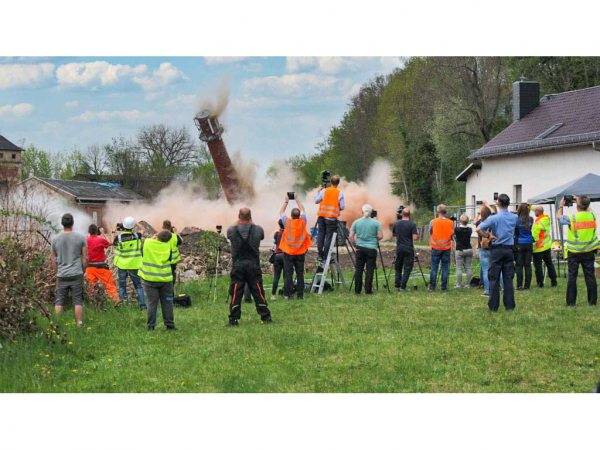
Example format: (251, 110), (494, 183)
(377, 243), (391, 293)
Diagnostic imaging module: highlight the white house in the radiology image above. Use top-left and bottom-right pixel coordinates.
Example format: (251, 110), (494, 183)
(457, 80), (600, 216)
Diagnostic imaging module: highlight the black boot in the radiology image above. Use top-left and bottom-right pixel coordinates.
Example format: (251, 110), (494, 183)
(226, 320), (239, 327)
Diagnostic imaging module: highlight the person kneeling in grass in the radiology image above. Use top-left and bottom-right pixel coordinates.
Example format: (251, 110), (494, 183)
(138, 230), (176, 331)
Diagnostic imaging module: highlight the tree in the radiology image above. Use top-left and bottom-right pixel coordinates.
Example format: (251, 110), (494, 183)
(84, 144), (107, 176)
(190, 145), (222, 200)
(20, 144), (52, 180)
(137, 124), (197, 177)
(105, 136), (147, 188)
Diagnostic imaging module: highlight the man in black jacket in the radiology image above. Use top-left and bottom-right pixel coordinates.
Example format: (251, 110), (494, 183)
(392, 208), (418, 291)
(226, 208), (272, 327)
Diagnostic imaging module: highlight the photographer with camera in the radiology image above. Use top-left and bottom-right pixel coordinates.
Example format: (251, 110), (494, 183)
(392, 207), (418, 292)
(454, 214), (474, 289)
(350, 204), (383, 295)
(86, 224), (120, 305)
(531, 205), (558, 288)
(270, 219), (285, 300)
(428, 205), (454, 292)
(162, 220), (183, 284)
(558, 195), (598, 306)
(113, 216), (146, 310)
(226, 208), (272, 326)
(315, 172), (345, 264)
(279, 193), (312, 300)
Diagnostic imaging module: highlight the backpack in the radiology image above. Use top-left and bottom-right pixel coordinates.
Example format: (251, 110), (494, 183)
(173, 293), (192, 308)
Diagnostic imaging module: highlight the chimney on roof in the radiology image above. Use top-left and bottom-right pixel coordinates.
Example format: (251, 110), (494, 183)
(513, 77), (540, 122)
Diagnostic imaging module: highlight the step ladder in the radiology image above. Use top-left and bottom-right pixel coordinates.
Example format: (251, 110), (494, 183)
(311, 232), (347, 294)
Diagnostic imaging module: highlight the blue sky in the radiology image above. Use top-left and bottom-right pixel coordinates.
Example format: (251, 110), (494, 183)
(0, 57), (402, 174)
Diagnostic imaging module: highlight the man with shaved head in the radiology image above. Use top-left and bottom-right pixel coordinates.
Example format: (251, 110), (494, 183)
(225, 207), (272, 326)
(428, 204), (454, 292)
(531, 205), (557, 288)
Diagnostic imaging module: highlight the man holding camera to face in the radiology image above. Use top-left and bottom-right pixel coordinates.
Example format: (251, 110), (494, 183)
(113, 216), (146, 310)
(392, 207), (418, 292)
(279, 193), (312, 300)
(558, 195), (598, 306)
(315, 173), (345, 264)
(162, 220), (183, 284)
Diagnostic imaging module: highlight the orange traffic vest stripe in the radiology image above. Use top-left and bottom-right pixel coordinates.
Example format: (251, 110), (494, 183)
(429, 217), (454, 250)
(534, 215), (548, 249)
(279, 217), (312, 255)
(317, 187), (341, 218)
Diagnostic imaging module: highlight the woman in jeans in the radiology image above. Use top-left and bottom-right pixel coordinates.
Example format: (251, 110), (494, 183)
(454, 214), (473, 288)
(475, 204), (492, 296)
(515, 203), (534, 290)
(270, 219), (285, 300)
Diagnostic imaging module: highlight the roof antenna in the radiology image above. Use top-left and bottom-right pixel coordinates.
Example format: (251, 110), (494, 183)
(519, 75), (527, 82)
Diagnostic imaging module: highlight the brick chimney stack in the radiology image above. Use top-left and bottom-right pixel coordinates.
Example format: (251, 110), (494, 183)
(513, 77), (540, 122)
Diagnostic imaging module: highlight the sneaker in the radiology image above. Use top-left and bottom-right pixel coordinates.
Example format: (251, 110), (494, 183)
(516, 287), (523, 291)
(297, 297), (303, 300)
(148, 326), (155, 331)
(551, 281), (558, 287)
(166, 326), (178, 331)
(284, 296), (293, 301)
(454, 284), (462, 289)
(140, 305), (147, 311)
(399, 287), (411, 292)
(537, 283), (544, 288)
(77, 321), (84, 328)
(226, 320), (239, 327)
(462, 285), (470, 289)
(481, 291), (490, 297)
(441, 287), (448, 292)
(395, 287), (401, 292)
(270, 295), (276, 301)
(428, 288), (435, 293)
(261, 317), (273, 324)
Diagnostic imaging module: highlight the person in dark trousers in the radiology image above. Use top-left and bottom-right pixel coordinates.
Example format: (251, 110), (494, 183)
(315, 175), (345, 264)
(428, 205), (454, 292)
(476, 194), (518, 312)
(350, 204), (383, 295)
(138, 231), (176, 331)
(514, 203), (534, 290)
(226, 208), (272, 326)
(279, 195), (312, 300)
(270, 219), (285, 300)
(392, 208), (418, 291)
(162, 220), (183, 284)
(558, 195), (598, 306)
(453, 214), (473, 288)
(531, 205), (558, 288)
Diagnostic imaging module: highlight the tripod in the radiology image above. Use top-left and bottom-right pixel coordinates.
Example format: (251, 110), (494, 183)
(390, 250), (428, 290)
(350, 242), (390, 293)
(206, 229), (224, 303)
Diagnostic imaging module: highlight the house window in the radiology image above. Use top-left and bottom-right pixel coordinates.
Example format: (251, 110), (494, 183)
(12, 153), (16, 159)
(0, 152), (3, 159)
(514, 184), (522, 204)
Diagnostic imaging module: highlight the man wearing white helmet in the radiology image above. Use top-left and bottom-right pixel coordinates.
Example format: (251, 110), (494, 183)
(112, 216), (147, 310)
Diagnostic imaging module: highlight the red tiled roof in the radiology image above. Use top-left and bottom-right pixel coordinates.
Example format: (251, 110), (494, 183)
(469, 85), (600, 159)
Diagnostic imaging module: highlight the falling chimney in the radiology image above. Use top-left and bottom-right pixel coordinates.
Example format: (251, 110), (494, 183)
(513, 77), (540, 122)
(193, 110), (248, 204)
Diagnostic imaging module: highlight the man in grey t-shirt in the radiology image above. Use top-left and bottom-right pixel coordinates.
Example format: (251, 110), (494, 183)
(50, 213), (88, 325)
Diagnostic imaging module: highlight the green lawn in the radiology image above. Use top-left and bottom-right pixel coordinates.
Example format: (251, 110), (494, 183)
(1, 274), (599, 393)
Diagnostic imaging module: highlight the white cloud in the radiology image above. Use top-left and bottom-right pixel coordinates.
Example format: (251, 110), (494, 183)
(69, 109), (154, 123)
(204, 57), (249, 65)
(65, 100), (79, 109)
(56, 61), (147, 88)
(132, 62), (188, 91)
(286, 57), (359, 74)
(0, 63), (55, 89)
(242, 73), (351, 97)
(164, 93), (197, 109)
(243, 62), (263, 73)
(379, 56), (404, 72)
(0, 103), (35, 118)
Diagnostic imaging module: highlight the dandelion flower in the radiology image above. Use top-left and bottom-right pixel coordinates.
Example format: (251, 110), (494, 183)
(245, 357), (250, 361)
(51, 330), (56, 334)
(46, 371), (51, 374)
(85, 371), (90, 375)
(112, 382), (117, 386)
(72, 369), (77, 373)
(87, 327), (92, 331)
(595, 357), (599, 361)
(90, 318), (94, 321)
(281, 356), (286, 360)
(45, 354), (50, 357)
(108, 359), (113, 362)
(68, 342), (73, 345)
(181, 382), (185, 386)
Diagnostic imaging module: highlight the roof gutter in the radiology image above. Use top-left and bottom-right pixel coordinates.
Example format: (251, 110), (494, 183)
(468, 139), (600, 160)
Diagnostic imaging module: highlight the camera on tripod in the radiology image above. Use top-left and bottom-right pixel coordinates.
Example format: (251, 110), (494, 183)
(216, 225), (223, 234)
(321, 170), (331, 187)
(370, 209), (378, 219)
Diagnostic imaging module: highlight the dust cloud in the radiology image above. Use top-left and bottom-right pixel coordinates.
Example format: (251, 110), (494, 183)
(104, 159), (403, 241)
(198, 77), (230, 118)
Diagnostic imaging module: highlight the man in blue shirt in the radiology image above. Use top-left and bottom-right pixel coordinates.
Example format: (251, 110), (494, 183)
(476, 194), (518, 311)
(350, 204), (383, 295)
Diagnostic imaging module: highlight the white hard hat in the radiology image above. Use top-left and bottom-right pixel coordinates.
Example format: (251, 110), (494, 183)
(123, 216), (136, 229)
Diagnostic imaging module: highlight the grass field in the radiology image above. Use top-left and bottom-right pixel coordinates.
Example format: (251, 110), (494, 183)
(1, 273), (599, 393)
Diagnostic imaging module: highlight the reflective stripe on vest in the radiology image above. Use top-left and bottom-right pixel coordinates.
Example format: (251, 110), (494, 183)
(137, 239), (173, 282)
(169, 232), (181, 264)
(114, 232), (143, 269)
(429, 217), (453, 250)
(566, 211), (600, 253)
(317, 187), (341, 218)
(279, 217), (312, 255)
(534, 215), (552, 252)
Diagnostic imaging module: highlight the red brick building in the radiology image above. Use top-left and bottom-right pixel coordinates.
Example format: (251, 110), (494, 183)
(0, 134), (23, 189)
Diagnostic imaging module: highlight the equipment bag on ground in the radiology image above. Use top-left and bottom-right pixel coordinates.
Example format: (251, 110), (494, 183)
(174, 293), (192, 308)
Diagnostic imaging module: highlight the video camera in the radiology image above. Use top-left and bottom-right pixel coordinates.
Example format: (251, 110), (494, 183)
(564, 194), (574, 207)
(397, 205), (405, 219)
(115, 223), (125, 232)
(321, 170), (331, 187)
(216, 225), (223, 234)
(370, 209), (378, 219)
